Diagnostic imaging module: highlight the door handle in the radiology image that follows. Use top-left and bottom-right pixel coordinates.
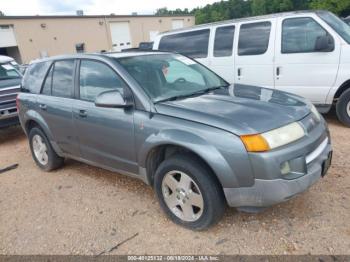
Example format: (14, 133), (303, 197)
(78, 109), (87, 118)
(276, 67), (281, 77)
(238, 68), (242, 77)
(39, 104), (47, 110)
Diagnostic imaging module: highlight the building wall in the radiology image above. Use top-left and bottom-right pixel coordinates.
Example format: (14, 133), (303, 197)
(0, 15), (194, 63)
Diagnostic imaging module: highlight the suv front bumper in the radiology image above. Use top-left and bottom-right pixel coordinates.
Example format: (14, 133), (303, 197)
(224, 117), (332, 208)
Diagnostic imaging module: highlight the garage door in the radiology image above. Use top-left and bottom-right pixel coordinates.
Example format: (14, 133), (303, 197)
(110, 22), (132, 52)
(172, 19), (184, 30)
(0, 25), (17, 48)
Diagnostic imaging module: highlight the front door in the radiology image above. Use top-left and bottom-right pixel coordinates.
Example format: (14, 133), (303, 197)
(234, 19), (276, 89)
(110, 22), (132, 52)
(72, 59), (137, 173)
(274, 15), (341, 104)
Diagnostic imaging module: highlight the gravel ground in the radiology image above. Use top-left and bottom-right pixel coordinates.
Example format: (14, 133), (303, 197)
(0, 111), (349, 255)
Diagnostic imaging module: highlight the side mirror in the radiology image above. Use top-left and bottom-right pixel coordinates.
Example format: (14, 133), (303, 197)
(95, 90), (132, 108)
(315, 35), (334, 52)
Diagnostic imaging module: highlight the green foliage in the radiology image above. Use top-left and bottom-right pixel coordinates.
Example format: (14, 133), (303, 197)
(0, 10), (4, 16)
(155, 0), (350, 25)
(310, 0), (350, 16)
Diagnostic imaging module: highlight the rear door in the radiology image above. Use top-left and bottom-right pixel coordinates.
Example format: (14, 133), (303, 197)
(209, 24), (235, 83)
(234, 19), (276, 88)
(38, 59), (80, 156)
(274, 15), (340, 103)
(72, 59), (137, 173)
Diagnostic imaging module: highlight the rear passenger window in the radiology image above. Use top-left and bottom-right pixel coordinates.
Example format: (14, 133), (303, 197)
(282, 17), (330, 53)
(79, 60), (126, 102)
(22, 61), (51, 93)
(238, 22), (271, 56)
(214, 25), (235, 57)
(52, 60), (75, 98)
(158, 29), (210, 58)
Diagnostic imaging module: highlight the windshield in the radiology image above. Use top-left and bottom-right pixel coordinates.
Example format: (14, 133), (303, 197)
(318, 11), (350, 44)
(0, 63), (21, 80)
(115, 54), (228, 102)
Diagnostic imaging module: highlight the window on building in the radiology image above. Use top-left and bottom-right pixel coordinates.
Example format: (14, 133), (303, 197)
(214, 25), (235, 57)
(238, 22), (271, 56)
(79, 60), (125, 102)
(158, 29), (210, 58)
(282, 17), (331, 53)
(52, 60), (75, 98)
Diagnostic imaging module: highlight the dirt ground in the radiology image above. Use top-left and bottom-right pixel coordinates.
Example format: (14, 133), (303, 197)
(0, 111), (349, 255)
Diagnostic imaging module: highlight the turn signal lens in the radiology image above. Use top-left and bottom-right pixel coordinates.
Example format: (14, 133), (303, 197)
(240, 134), (270, 152)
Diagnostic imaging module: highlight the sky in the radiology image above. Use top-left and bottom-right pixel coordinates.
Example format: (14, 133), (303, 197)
(0, 0), (219, 16)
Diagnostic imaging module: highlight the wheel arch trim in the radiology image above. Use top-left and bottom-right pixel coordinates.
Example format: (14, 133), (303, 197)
(138, 129), (240, 188)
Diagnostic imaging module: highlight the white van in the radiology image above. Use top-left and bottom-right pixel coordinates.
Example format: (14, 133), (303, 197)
(153, 10), (350, 126)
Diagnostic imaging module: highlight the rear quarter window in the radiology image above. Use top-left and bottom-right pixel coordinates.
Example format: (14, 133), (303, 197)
(158, 29), (210, 58)
(22, 61), (52, 93)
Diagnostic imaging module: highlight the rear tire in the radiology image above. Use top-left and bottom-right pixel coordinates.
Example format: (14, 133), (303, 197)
(154, 153), (226, 230)
(29, 127), (64, 171)
(336, 89), (350, 127)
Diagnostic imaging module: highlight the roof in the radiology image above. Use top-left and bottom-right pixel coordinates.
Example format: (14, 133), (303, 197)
(0, 14), (194, 20)
(159, 10), (326, 34)
(29, 51), (172, 64)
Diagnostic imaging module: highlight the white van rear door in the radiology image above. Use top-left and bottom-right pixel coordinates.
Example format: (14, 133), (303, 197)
(234, 18), (276, 89)
(274, 14), (341, 104)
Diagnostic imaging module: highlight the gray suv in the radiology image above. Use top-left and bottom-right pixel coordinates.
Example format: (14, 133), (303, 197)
(18, 52), (332, 230)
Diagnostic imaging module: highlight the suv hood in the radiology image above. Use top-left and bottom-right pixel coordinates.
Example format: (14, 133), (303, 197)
(154, 84), (312, 135)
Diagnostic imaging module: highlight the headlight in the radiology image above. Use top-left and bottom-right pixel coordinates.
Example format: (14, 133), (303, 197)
(240, 122), (305, 152)
(310, 104), (321, 121)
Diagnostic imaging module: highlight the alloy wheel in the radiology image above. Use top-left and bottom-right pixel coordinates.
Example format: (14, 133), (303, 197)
(161, 170), (204, 222)
(32, 134), (48, 166)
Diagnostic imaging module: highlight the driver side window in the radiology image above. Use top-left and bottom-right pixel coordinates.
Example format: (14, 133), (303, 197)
(165, 60), (205, 86)
(79, 60), (125, 102)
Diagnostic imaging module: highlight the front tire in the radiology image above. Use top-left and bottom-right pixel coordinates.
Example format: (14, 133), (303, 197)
(336, 89), (350, 127)
(29, 127), (64, 171)
(154, 154), (226, 230)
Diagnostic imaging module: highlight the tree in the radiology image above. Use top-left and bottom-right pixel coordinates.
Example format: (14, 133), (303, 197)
(0, 10), (5, 16)
(310, 0), (350, 16)
(155, 0), (350, 25)
(251, 0), (267, 15)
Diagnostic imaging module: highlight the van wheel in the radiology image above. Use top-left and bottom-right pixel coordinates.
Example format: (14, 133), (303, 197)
(336, 89), (350, 127)
(29, 127), (64, 171)
(154, 154), (225, 230)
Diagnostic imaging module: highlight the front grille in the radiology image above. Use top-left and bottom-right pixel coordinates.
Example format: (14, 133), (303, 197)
(0, 86), (20, 118)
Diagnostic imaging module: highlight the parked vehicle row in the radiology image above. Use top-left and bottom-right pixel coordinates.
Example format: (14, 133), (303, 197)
(18, 52), (332, 230)
(0, 55), (22, 128)
(153, 10), (350, 126)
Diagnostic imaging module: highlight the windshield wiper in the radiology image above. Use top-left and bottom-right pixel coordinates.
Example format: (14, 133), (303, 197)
(154, 85), (228, 104)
